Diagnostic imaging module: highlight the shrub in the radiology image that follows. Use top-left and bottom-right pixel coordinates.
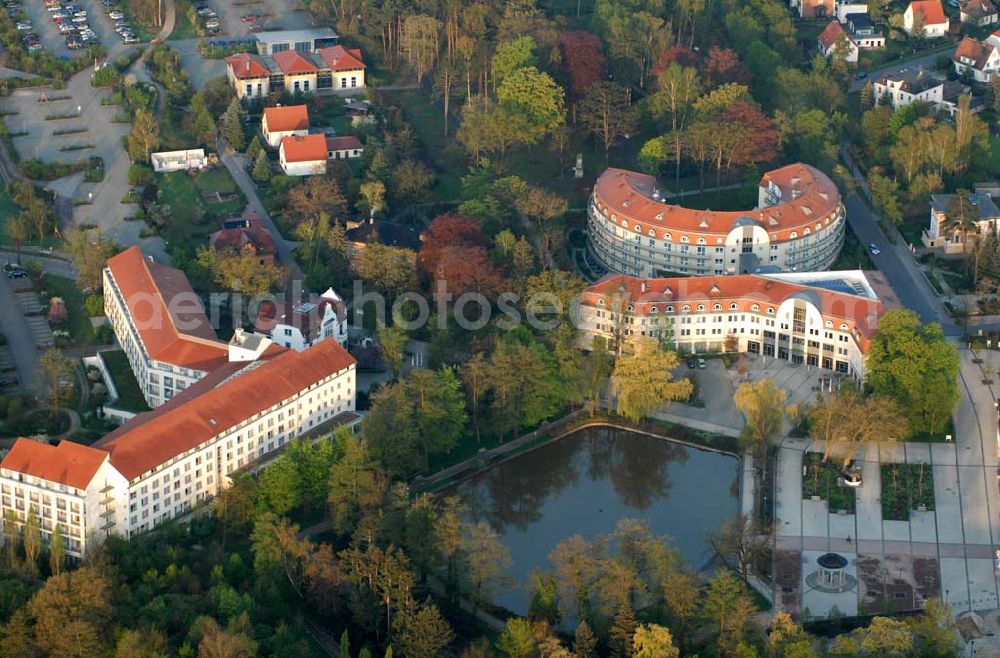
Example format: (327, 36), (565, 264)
(128, 163), (153, 186)
(48, 297), (67, 326)
(84, 295), (104, 317)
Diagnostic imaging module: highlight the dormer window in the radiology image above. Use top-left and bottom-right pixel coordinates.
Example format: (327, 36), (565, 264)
(697, 304), (705, 312)
(729, 303), (738, 310)
(713, 303), (722, 311)
(682, 304), (690, 312)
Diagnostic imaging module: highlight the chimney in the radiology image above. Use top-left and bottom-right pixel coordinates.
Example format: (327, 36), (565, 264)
(640, 281), (647, 293)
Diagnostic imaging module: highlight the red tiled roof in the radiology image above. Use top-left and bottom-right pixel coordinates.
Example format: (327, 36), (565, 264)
(263, 105), (310, 133)
(318, 45), (366, 71)
(954, 36), (995, 69)
(909, 0), (947, 24)
(106, 247), (229, 372)
(272, 49), (319, 75)
(593, 163), (840, 243)
(325, 135), (363, 152)
(0, 439), (107, 489)
(93, 340), (354, 481)
(962, 0), (997, 18)
(280, 134), (328, 163)
(818, 20), (847, 50)
(226, 52), (271, 79)
(210, 225), (277, 257)
(255, 293), (344, 342)
(582, 274), (885, 346)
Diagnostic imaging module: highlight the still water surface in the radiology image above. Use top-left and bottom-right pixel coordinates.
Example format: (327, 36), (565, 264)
(450, 426), (741, 615)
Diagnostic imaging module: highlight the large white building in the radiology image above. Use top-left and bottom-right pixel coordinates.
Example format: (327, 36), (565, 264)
(953, 32), (1000, 82)
(0, 337), (356, 558)
(588, 164), (845, 278)
(255, 287), (348, 351)
(104, 246), (233, 409)
(578, 271), (884, 379)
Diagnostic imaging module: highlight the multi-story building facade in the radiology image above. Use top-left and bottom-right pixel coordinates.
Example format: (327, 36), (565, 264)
(226, 45), (366, 100)
(578, 271), (884, 379)
(103, 246), (232, 408)
(0, 338), (357, 558)
(588, 164), (845, 278)
(255, 287), (349, 350)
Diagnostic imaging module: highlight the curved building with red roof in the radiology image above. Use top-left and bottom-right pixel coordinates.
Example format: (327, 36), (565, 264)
(588, 164), (845, 277)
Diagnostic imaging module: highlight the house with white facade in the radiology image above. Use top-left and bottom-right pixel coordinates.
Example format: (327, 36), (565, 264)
(261, 105), (310, 148)
(904, 0), (950, 37)
(0, 338), (357, 558)
(279, 134), (328, 176)
(255, 287), (348, 350)
(225, 44), (366, 100)
(953, 32), (1000, 82)
(326, 135), (364, 160)
(578, 271), (884, 380)
(836, 2), (869, 21)
(150, 149), (207, 173)
(924, 189), (1000, 254)
(845, 13), (886, 49)
(961, 0), (999, 25)
(818, 21), (859, 63)
(874, 70), (945, 109)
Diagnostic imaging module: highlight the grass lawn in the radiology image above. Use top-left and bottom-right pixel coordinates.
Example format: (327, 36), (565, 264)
(46, 275), (95, 346)
(987, 135), (1000, 177)
(100, 350), (150, 413)
(802, 452), (856, 514)
(157, 168), (245, 257)
(880, 462), (935, 521)
(168, 0), (199, 40)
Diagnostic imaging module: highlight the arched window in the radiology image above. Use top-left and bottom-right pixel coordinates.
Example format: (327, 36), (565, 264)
(648, 229), (656, 237)
(729, 303), (738, 310)
(664, 232), (672, 240)
(634, 225), (642, 232)
(816, 223), (822, 231)
(626, 304), (635, 312)
(650, 306), (659, 314)
(697, 304), (705, 311)
(611, 214), (617, 221)
(680, 235), (690, 243)
(597, 298), (606, 306)
(682, 304), (690, 312)
(840, 323), (849, 330)
(825, 320), (833, 327)
(790, 231), (798, 239)
(697, 237), (706, 245)
(766, 307), (775, 315)
(804, 228), (811, 235)
(713, 303), (722, 311)
(751, 304), (760, 312)
(666, 305), (674, 313)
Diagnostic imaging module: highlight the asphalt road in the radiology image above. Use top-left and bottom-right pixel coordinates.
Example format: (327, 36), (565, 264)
(844, 192), (959, 334)
(0, 274), (41, 396)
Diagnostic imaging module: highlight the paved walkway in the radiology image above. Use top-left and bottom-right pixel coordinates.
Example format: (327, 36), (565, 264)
(774, 345), (1000, 618)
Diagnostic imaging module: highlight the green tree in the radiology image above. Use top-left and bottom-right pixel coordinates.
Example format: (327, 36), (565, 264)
(463, 521), (511, 611)
(496, 619), (535, 658)
(255, 455), (301, 515)
(246, 134), (263, 160)
(360, 180), (387, 218)
(733, 379), (788, 453)
(189, 92), (217, 146)
(327, 434), (387, 536)
(702, 571), (754, 656)
(573, 621), (597, 658)
(5, 214), (30, 263)
(632, 624), (679, 658)
(67, 229), (118, 290)
(491, 36), (536, 89)
(579, 81), (635, 153)
(496, 67), (566, 145)
(26, 566), (113, 657)
(609, 603), (637, 658)
(21, 510), (40, 575)
(866, 310), (960, 436)
(855, 617), (913, 656)
(378, 324), (409, 379)
(355, 243), (418, 298)
(907, 598), (961, 657)
(869, 170), (903, 225)
(808, 386), (908, 468)
(39, 348), (74, 411)
(221, 98), (246, 151)
(127, 109), (160, 161)
(252, 150), (272, 183)
(393, 602), (454, 658)
(611, 338), (693, 422)
(48, 523), (65, 576)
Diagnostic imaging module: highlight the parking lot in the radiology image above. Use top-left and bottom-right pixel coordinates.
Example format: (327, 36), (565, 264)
(14, 0), (141, 59)
(204, 0), (314, 38)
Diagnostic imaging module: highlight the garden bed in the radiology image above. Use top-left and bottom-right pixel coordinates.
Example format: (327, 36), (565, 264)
(880, 462), (935, 521)
(100, 350), (150, 413)
(802, 452), (856, 514)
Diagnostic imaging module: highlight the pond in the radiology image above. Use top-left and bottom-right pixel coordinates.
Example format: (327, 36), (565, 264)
(449, 426), (741, 615)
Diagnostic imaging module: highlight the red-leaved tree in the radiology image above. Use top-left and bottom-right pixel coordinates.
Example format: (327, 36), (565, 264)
(701, 47), (750, 89)
(558, 31), (606, 118)
(420, 214), (505, 295)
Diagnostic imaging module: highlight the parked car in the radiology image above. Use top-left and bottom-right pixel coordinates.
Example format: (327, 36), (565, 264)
(196, 6), (213, 15)
(15, 20), (30, 30)
(697, 358), (707, 369)
(108, 10), (122, 18)
(122, 34), (137, 43)
(204, 18), (219, 28)
(869, 242), (880, 256)
(206, 25), (221, 34)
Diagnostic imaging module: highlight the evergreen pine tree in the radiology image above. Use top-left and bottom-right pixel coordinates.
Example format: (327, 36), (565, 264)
(221, 100), (246, 151)
(339, 629), (351, 658)
(573, 621), (598, 658)
(609, 603), (637, 658)
(252, 150), (272, 182)
(48, 524), (65, 576)
(246, 135), (264, 160)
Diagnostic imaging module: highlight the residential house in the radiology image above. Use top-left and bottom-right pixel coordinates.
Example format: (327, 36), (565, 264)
(836, 2), (869, 21)
(150, 149), (207, 173)
(0, 337), (357, 558)
(924, 190), (1000, 254)
(961, 0), (999, 25)
(209, 209), (278, 266)
(790, 0), (834, 18)
(845, 13), (886, 48)
(254, 287), (348, 350)
(254, 28), (338, 55)
(578, 270), (884, 380)
(818, 20), (859, 63)
(904, 0), (949, 37)
(952, 33), (1000, 82)
(279, 134), (328, 176)
(261, 104), (310, 148)
(326, 135), (363, 160)
(345, 218), (421, 260)
(225, 45), (366, 99)
(874, 70), (944, 110)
